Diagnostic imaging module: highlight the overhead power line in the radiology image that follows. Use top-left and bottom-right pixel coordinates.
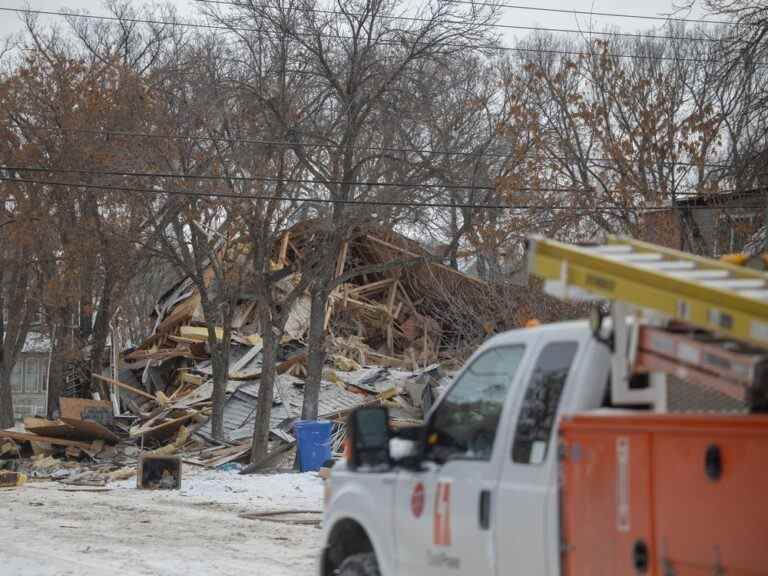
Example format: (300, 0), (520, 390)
(444, 0), (736, 27)
(0, 173), (628, 211)
(0, 7), (735, 64)
(24, 126), (734, 170)
(194, 0), (722, 43)
(1, 165), (586, 192)
(0, 170), (749, 209)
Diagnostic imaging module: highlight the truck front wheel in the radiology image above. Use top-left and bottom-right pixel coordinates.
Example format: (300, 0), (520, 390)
(337, 553), (380, 576)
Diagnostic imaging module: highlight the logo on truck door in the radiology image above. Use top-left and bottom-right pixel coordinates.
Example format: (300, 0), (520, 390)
(433, 481), (452, 546)
(411, 482), (425, 518)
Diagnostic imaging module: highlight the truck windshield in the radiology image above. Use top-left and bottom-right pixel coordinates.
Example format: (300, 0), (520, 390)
(427, 345), (525, 463)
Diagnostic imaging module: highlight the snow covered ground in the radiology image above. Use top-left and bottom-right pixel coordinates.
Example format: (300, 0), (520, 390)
(1, 468), (325, 576)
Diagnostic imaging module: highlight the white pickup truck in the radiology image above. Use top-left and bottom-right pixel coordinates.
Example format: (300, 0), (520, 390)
(320, 234), (768, 576)
(320, 319), (612, 576)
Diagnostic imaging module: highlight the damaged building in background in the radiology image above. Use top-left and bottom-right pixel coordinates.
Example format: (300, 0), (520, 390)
(0, 224), (490, 481)
(114, 225), (491, 456)
(10, 332), (51, 419)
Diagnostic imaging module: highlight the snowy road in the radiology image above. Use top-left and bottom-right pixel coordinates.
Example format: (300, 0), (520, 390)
(1, 470), (324, 576)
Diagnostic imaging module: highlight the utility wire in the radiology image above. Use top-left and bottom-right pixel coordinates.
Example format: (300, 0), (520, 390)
(194, 0), (723, 43)
(3, 165), (592, 192)
(0, 174), (627, 211)
(444, 0), (736, 27)
(23, 126), (735, 170)
(2, 165), (549, 192)
(0, 172), (753, 210)
(0, 7), (737, 64)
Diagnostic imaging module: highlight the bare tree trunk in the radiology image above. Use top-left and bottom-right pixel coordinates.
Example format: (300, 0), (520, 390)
(198, 293), (233, 442)
(300, 286), (328, 421)
(250, 309), (278, 463)
(46, 322), (65, 419)
(0, 360), (14, 428)
(79, 269), (94, 344)
(89, 283), (114, 395)
(209, 323), (232, 441)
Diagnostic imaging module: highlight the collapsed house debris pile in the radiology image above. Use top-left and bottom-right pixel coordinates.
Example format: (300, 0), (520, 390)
(1, 226), (472, 485)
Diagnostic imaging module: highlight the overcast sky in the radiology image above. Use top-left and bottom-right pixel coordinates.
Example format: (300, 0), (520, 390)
(0, 0), (713, 43)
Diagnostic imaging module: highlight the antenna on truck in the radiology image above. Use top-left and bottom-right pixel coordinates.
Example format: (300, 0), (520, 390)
(527, 236), (768, 412)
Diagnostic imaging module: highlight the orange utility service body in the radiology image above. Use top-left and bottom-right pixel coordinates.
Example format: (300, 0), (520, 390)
(560, 414), (768, 575)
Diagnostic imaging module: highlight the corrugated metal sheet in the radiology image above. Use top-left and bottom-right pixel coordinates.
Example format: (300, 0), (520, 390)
(745, 225), (767, 256)
(197, 375), (366, 443)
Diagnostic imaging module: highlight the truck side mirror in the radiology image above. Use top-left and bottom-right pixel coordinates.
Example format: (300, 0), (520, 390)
(347, 406), (391, 471)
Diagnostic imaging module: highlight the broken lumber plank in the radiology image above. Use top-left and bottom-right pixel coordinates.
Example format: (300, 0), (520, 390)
(204, 443), (252, 468)
(335, 240), (349, 277)
(59, 418), (119, 444)
(129, 413), (195, 440)
(93, 374), (156, 401)
(348, 278), (395, 296)
(25, 415), (111, 444)
(23, 417), (79, 439)
(0, 430), (96, 451)
(179, 372), (204, 387)
(278, 231), (291, 265)
(364, 350), (411, 368)
(276, 352), (307, 375)
(364, 233), (486, 286)
(180, 325), (224, 341)
(239, 441), (295, 475)
(123, 348), (194, 362)
(167, 335), (201, 345)
(139, 292), (201, 348)
(59, 398), (112, 422)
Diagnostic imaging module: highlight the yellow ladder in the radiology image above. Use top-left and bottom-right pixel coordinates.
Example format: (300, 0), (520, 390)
(528, 236), (768, 349)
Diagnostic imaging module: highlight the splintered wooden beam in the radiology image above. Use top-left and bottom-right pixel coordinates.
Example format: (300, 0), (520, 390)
(336, 240), (349, 277)
(130, 413), (194, 439)
(349, 278), (395, 296)
(364, 234), (486, 286)
(60, 418), (120, 443)
(93, 374), (156, 401)
(277, 352), (308, 374)
(387, 281), (399, 312)
(325, 240), (351, 330)
(0, 430), (96, 450)
(279, 231), (291, 265)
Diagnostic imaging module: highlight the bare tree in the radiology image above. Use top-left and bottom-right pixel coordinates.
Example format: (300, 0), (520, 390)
(200, 0), (501, 424)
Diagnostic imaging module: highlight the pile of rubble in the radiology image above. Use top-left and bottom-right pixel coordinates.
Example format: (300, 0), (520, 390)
(1, 225), (475, 485)
(0, 364), (449, 487)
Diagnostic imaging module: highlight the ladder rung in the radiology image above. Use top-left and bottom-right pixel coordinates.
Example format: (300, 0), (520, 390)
(668, 270), (731, 280)
(636, 260), (697, 271)
(591, 245), (634, 254)
(608, 253), (664, 263)
(702, 279), (767, 290)
(741, 289), (768, 300)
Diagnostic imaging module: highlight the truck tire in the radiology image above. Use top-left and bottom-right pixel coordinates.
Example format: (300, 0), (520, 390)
(337, 553), (380, 576)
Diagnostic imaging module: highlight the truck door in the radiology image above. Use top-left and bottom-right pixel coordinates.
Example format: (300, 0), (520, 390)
(394, 345), (527, 576)
(495, 340), (581, 576)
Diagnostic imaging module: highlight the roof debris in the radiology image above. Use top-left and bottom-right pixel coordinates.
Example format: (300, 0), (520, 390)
(2, 224), (473, 485)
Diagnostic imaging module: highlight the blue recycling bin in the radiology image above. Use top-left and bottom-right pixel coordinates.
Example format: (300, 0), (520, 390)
(294, 420), (333, 472)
